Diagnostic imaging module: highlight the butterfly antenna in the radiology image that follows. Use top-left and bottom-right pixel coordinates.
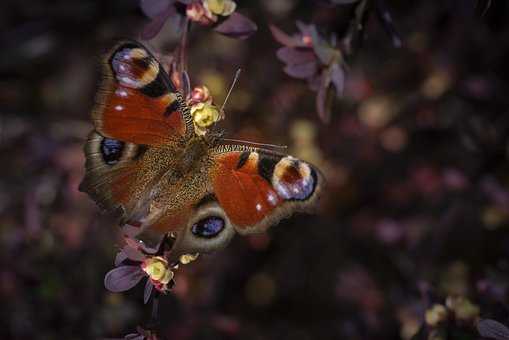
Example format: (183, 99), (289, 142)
(221, 69), (242, 112)
(219, 137), (288, 151)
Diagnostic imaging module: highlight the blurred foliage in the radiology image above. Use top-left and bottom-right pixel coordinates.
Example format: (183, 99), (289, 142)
(1, 0), (509, 339)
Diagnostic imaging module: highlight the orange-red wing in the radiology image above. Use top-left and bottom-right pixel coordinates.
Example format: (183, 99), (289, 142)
(210, 149), (321, 234)
(92, 41), (191, 145)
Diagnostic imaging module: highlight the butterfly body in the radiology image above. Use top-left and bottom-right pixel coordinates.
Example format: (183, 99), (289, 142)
(80, 40), (323, 256)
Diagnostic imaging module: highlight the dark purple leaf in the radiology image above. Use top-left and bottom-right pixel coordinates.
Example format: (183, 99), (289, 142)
(330, 63), (345, 97)
(182, 71), (191, 99)
(269, 25), (303, 47)
(476, 0), (493, 17)
(478, 319), (509, 340)
(125, 236), (158, 255)
(125, 334), (145, 340)
(140, 0), (172, 18)
(374, 0), (402, 48)
(316, 71), (333, 123)
(115, 251), (128, 266)
(104, 266), (145, 293)
(309, 26), (336, 65)
(141, 7), (173, 40)
(214, 13), (257, 39)
(121, 224), (142, 238)
(284, 61), (318, 79)
(308, 74), (321, 92)
(276, 47), (316, 65)
(295, 21), (314, 38)
(123, 245), (146, 262)
(144, 279), (154, 304)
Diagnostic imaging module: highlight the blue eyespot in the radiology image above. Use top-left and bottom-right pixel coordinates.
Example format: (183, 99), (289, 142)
(191, 217), (225, 238)
(101, 138), (124, 165)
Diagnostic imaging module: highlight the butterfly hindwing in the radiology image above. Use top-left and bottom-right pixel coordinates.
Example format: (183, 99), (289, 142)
(93, 40), (193, 145)
(80, 131), (149, 220)
(209, 147), (322, 234)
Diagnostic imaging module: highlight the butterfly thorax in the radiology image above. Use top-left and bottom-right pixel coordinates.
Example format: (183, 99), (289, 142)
(140, 136), (212, 217)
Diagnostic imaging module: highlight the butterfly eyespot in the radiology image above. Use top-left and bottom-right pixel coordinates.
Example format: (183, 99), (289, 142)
(101, 138), (125, 165)
(191, 216), (225, 238)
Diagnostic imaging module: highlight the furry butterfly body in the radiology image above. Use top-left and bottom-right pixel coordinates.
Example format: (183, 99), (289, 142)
(80, 40), (323, 256)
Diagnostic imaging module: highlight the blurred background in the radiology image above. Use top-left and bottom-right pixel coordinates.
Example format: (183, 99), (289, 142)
(1, 0), (509, 339)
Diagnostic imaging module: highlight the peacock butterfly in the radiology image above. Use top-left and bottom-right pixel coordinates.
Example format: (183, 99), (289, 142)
(79, 40), (323, 258)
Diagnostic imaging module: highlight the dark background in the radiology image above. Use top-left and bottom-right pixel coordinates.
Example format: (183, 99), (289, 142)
(1, 0), (509, 339)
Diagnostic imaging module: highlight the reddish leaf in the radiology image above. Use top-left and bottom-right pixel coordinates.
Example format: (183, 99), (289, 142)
(284, 61), (318, 79)
(330, 63), (345, 97)
(276, 47), (315, 65)
(295, 21), (314, 37)
(104, 266), (145, 293)
(309, 26), (336, 65)
(114, 251), (128, 266)
(141, 7), (173, 40)
(269, 25), (302, 47)
(140, 0), (172, 18)
(316, 71), (334, 123)
(374, 0), (403, 48)
(122, 245), (146, 262)
(143, 279), (154, 304)
(478, 319), (509, 340)
(214, 12), (257, 39)
(182, 71), (191, 99)
(125, 236), (158, 255)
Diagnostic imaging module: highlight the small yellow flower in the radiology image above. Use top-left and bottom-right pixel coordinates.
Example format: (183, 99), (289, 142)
(425, 304), (448, 327)
(179, 253), (200, 265)
(142, 256), (174, 285)
(204, 0), (236, 16)
(446, 296), (480, 321)
(191, 102), (222, 135)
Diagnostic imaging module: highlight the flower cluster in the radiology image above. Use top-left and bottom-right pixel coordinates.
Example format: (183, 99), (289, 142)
(141, 256), (174, 292)
(104, 235), (199, 303)
(140, 0), (257, 40)
(186, 0), (236, 26)
(418, 296), (481, 339)
(270, 22), (346, 122)
(187, 85), (223, 136)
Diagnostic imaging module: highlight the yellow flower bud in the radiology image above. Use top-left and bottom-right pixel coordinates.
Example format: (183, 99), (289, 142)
(446, 296), (480, 321)
(159, 268), (174, 285)
(425, 304), (448, 327)
(179, 253), (200, 265)
(142, 256), (170, 282)
(191, 102), (222, 135)
(205, 0), (236, 16)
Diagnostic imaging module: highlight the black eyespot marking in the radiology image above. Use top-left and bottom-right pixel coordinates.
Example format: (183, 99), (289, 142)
(101, 138), (125, 165)
(257, 154), (281, 183)
(236, 151), (251, 169)
(195, 194), (218, 208)
(132, 145), (148, 161)
(140, 70), (167, 98)
(164, 100), (179, 117)
(191, 216), (224, 238)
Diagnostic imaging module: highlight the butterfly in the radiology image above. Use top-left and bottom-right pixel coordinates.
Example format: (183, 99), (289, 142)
(79, 40), (323, 257)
